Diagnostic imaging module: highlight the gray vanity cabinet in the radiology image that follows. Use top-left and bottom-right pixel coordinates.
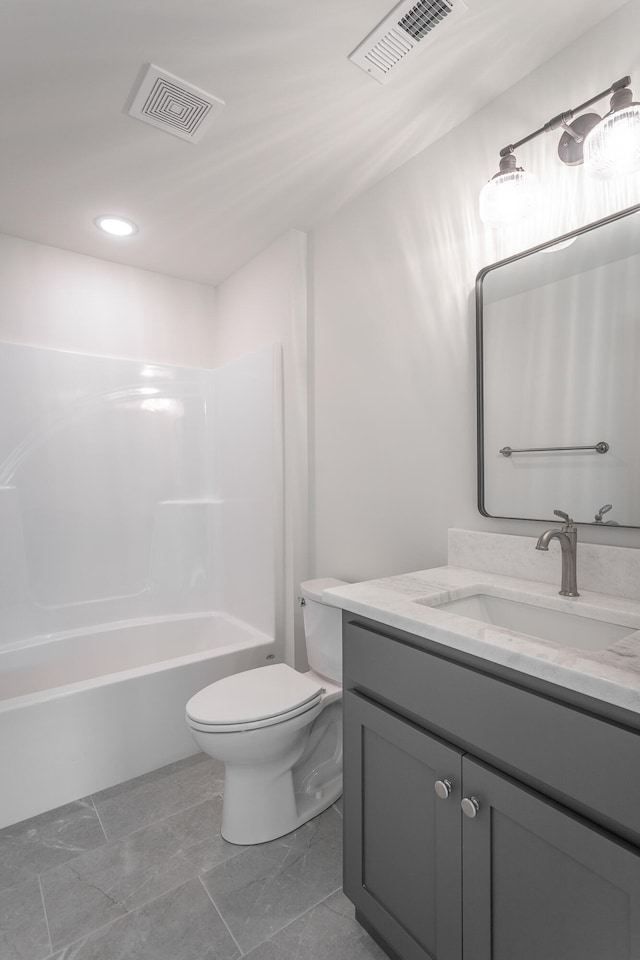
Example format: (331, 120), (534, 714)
(343, 615), (640, 960)
(462, 757), (640, 960)
(343, 690), (462, 960)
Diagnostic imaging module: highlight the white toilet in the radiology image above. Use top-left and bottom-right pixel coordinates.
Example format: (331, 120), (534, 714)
(185, 578), (346, 845)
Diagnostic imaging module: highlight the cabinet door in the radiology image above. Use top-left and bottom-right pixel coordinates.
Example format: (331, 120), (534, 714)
(344, 690), (463, 960)
(462, 757), (640, 960)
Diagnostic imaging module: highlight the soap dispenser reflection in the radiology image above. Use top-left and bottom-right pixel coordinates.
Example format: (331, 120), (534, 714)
(594, 503), (619, 525)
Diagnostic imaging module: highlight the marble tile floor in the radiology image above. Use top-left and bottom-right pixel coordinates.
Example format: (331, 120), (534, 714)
(0, 753), (386, 960)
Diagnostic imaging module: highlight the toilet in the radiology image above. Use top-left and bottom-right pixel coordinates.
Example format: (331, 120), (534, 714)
(185, 578), (346, 845)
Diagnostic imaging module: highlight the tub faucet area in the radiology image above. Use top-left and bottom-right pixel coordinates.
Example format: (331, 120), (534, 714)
(536, 509), (580, 597)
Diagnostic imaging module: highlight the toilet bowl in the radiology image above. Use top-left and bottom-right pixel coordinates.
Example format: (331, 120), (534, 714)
(185, 578), (346, 845)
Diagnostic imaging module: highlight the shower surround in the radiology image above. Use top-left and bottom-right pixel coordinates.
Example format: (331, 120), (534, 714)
(0, 342), (283, 828)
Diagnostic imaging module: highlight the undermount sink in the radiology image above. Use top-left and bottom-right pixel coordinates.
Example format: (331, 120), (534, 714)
(420, 592), (636, 651)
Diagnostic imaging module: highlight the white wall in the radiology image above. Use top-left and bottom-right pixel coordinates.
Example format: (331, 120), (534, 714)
(213, 230), (309, 667)
(311, 1), (640, 584)
(0, 233), (216, 365)
(213, 345), (283, 640)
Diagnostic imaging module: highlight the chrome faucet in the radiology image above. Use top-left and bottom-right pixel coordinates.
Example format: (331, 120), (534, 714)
(535, 509), (579, 597)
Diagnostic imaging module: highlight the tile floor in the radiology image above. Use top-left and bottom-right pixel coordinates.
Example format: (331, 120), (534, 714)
(0, 754), (386, 960)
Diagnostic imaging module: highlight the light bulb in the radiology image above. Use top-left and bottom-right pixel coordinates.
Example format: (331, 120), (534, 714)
(479, 157), (540, 228)
(584, 88), (640, 179)
(94, 215), (138, 237)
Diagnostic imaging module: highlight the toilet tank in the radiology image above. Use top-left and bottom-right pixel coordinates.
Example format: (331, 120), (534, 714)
(299, 578), (348, 683)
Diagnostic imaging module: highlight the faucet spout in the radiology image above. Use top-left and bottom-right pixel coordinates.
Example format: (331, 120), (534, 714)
(535, 515), (579, 597)
(536, 527), (563, 551)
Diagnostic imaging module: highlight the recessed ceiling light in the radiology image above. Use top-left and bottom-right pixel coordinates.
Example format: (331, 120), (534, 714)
(94, 215), (138, 237)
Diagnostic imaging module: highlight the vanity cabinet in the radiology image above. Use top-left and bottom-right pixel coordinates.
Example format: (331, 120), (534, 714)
(343, 616), (640, 960)
(344, 691), (463, 960)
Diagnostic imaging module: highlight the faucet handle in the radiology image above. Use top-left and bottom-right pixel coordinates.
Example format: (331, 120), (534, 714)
(553, 509), (574, 527)
(594, 503), (612, 523)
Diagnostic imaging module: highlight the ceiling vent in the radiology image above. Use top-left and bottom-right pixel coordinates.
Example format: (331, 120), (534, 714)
(127, 64), (225, 143)
(349, 0), (468, 83)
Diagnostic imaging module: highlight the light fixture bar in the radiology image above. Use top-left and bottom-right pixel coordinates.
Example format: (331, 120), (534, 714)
(498, 76), (631, 157)
(480, 73), (640, 226)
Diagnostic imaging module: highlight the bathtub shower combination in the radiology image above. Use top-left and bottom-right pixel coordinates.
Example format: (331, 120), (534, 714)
(0, 342), (283, 829)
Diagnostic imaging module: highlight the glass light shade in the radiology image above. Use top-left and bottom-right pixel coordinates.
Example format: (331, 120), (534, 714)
(583, 103), (640, 179)
(479, 169), (540, 227)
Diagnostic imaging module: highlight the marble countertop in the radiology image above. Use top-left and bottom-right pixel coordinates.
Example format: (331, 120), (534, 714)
(323, 566), (640, 715)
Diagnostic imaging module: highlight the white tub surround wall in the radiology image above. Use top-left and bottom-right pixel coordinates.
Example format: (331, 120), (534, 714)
(214, 230), (309, 669)
(0, 342), (282, 646)
(211, 345), (284, 640)
(448, 528), (640, 603)
(0, 344), (213, 643)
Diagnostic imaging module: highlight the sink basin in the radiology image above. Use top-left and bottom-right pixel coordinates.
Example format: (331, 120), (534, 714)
(422, 592), (636, 651)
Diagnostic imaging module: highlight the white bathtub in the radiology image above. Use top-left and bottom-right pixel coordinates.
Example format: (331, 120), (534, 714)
(0, 614), (277, 828)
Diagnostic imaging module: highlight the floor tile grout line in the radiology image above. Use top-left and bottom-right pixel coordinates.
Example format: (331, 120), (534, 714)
(222, 882), (346, 958)
(47, 871), (210, 956)
(199, 875), (245, 957)
(46, 899), (128, 953)
(85, 787), (225, 849)
(88, 785), (224, 844)
(0, 757), (219, 841)
(38, 873), (54, 957)
(44, 833), (263, 953)
(184, 838), (246, 873)
(33, 814), (246, 946)
(90, 794), (110, 844)
(268, 883), (344, 937)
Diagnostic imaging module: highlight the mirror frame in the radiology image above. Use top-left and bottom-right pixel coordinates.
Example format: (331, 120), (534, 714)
(475, 200), (640, 527)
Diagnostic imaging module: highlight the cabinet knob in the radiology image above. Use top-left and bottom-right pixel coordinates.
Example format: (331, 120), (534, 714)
(434, 779), (452, 800)
(461, 796), (480, 818)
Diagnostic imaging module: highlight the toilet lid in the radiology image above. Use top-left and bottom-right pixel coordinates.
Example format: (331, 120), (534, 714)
(185, 663), (324, 727)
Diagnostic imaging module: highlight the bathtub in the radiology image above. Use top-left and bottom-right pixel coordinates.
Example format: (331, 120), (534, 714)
(0, 614), (277, 828)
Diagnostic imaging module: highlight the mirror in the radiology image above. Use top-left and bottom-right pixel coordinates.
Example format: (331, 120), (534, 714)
(476, 202), (640, 528)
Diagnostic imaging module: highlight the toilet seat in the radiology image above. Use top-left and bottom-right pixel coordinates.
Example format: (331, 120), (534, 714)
(185, 663), (325, 733)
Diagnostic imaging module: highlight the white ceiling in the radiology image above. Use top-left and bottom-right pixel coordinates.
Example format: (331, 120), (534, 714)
(0, 0), (630, 286)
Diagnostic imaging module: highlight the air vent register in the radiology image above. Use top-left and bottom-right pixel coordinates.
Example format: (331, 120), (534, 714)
(349, 0), (469, 83)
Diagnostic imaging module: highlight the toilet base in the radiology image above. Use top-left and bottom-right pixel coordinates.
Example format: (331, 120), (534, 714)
(221, 767), (342, 845)
(187, 673), (343, 845)
(220, 697), (343, 845)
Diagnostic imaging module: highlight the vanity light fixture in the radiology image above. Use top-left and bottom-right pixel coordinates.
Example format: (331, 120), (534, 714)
(480, 75), (640, 226)
(584, 85), (640, 178)
(478, 152), (540, 227)
(94, 215), (138, 237)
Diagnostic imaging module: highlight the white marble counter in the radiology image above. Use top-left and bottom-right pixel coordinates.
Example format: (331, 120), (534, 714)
(323, 566), (640, 716)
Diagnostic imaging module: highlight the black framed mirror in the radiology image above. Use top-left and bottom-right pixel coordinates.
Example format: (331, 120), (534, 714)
(476, 201), (640, 528)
